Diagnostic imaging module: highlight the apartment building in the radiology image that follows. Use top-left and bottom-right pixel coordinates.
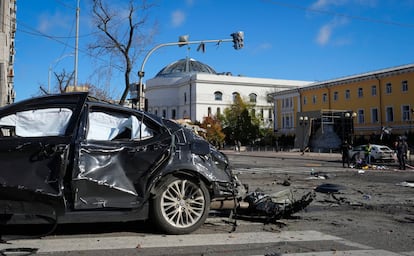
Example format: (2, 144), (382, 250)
(271, 64), (414, 151)
(0, 0), (16, 106)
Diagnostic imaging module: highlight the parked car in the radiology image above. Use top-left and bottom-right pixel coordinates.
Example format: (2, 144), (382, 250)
(348, 144), (395, 163)
(0, 92), (245, 235)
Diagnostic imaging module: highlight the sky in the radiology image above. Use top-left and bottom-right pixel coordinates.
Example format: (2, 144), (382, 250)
(13, 0), (414, 101)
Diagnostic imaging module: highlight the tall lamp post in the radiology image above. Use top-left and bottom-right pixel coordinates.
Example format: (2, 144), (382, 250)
(299, 116), (309, 151)
(134, 31), (244, 110)
(48, 54), (74, 93)
(344, 111), (357, 144)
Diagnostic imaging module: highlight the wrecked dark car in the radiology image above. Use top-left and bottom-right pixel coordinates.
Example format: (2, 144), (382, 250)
(0, 92), (313, 235)
(0, 92), (244, 235)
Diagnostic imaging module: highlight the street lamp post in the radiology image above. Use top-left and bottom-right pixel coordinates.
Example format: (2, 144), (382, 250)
(299, 116), (309, 151)
(48, 54), (74, 93)
(135, 32), (244, 110)
(344, 111), (357, 144)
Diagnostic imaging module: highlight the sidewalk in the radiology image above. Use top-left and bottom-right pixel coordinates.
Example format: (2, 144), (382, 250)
(221, 149), (414, 170)
(220, 149), (342, 160)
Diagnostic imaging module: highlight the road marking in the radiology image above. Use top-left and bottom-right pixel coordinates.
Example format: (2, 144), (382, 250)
(0, 230), (339, 253)
(1, 230), (410, 255)
(255, 250), (404, 256)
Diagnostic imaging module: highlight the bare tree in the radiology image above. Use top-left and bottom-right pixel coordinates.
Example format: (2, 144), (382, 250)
(54, 69), (75, 93)
(89, 0), (156, 105)
(38, 69), (74, 95)
(83, 82), (113, 102)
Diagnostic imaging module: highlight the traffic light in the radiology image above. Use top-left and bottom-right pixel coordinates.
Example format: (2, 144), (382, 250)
(231, 31), (244, 50)
(178, 35), (189, 47)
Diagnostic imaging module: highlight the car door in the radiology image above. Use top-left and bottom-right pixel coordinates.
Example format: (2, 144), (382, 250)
(0, 93), (87, 217)
(72, 106), (173, 210)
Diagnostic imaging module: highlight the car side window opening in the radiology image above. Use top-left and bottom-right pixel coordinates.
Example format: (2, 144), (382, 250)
(86, 111), (154, 141)
(0, 108), (73, 137)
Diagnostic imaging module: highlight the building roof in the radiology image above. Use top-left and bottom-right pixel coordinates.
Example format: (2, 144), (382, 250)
(305, 63), (414, 90)
(270, 63), (414, 95)
(155, 58), (217, 77)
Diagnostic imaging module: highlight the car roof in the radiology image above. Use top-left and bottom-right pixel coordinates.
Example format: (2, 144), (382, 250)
(353, 144), (392, 150)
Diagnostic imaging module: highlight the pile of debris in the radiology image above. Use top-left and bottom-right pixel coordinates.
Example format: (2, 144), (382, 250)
(235, 189), (315, 223)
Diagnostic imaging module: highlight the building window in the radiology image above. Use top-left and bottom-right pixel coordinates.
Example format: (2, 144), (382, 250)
(371, 108), (378, 123)
(268, 109), (272, 119)
(402, 80), (408, 92)
(216, 107), (221, 116)
(249, 93), (257, 103)
(283, 98), (292, 109)
(386, 83), (392, 94)
(333, 91), (338, 101)
(303, 96), (307, 105)
(386, 107), (394, 122)
(266, 95), (273, 103)
(322, 93), (327, 103)
(208, 107), (212, 117)
(154, 110), (158, 116)
(184, 92), (187, 104)
(214, 91), (223, 101)
(371, 85), (377, 96)
(312, 95), (317, 104)
(171, 109), (176, 119)
(283, 115), (291, 129)
(345, 89), (350, 99)
(357, 109), (365, 124)
(162, 109), (166, 118)
(358, 88), (363, 98)
(402, 105), (410, 121)
(232, 92), (239, 102)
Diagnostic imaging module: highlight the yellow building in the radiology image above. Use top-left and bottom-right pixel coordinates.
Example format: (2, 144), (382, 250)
(271, 64), (414, 151)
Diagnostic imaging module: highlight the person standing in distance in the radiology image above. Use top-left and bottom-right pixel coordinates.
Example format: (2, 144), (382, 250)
(397, 137), (408, 170)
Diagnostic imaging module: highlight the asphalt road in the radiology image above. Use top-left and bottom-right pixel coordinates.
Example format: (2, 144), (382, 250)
(225, 150), (414, 255)
(1, 150), (414, 256)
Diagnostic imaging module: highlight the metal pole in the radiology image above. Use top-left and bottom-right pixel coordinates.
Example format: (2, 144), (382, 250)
(48, 66), (51, 93)
(48, 53), (74, 94)
(74, 0), (80, 88)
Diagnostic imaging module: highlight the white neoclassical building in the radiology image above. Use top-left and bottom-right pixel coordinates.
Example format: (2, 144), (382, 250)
(145, 58), (312, 128)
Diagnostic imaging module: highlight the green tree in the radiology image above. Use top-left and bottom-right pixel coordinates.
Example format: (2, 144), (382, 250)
(222, 94), (261, 146)
(200, 115), (225, 149)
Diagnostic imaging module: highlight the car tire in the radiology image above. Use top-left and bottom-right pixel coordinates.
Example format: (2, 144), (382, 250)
(151, 175), (210, 235)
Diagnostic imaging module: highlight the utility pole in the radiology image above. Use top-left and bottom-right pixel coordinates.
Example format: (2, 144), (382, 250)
(74, 0), (80, 89)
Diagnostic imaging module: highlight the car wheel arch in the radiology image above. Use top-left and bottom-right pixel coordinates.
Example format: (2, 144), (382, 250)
(150, 170), (212, 198)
